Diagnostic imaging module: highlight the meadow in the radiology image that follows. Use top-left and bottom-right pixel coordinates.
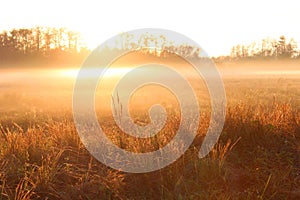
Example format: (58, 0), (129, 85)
(0, 60), (299, 199)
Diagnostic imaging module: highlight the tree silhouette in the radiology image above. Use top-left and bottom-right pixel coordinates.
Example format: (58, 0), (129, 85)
(0, 27), (85, 55)
(230, 35), (299, 60)
(0, 27), (88, 65)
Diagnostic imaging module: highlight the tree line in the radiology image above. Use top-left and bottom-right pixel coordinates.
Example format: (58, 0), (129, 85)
(0, 27), (88, 65)
(100, 32), (202, 59)
(230, 36), (299, 59)
(0, 28), (204, 66)
(1, 27), (299, 66)
(102, 33), (300, 61)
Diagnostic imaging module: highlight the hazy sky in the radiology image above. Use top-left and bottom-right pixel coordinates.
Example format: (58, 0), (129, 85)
(1, 0), (299, 56)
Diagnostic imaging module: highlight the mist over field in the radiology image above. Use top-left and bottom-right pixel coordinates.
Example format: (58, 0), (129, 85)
(0, 22), (299, 199)
(0, 57), (299, 199)
(1, 59), (300, 112)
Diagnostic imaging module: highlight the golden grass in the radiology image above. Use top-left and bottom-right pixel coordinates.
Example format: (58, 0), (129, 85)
(0, 62), (300, 199)
(0, 100), (299, 199)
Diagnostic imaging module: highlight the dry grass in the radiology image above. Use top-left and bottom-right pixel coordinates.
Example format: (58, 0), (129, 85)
(0, 101), (299, 200)
(0, 63), (299, 199)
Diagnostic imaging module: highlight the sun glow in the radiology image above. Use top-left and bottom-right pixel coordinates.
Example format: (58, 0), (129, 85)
(58, 67), (133, 79)
(1, 1), (300, 57)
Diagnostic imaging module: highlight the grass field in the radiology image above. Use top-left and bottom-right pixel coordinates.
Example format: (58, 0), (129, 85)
(0, 60), (299, 199)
